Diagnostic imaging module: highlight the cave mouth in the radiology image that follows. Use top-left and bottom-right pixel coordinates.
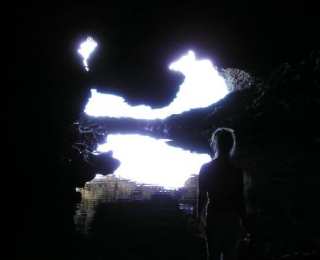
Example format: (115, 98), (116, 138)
(73, 49), (232, 235)
(73, 46), (259, 238)
(77, 50), (242, 189)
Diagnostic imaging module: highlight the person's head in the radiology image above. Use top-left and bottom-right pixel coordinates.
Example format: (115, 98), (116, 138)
(210, 127), (236, 158)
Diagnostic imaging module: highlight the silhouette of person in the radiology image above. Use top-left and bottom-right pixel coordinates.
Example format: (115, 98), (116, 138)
(197, 128), (247, 260)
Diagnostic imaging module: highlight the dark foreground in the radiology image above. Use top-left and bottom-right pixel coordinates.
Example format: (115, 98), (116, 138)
(75, 200), (207, 260)
(72, 199), (319, 260)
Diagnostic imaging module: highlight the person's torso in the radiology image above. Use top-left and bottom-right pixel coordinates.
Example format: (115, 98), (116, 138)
(202, 159), (242, 213)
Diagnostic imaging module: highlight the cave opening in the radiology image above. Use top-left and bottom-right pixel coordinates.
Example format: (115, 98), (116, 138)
(14, 6), (320, 259)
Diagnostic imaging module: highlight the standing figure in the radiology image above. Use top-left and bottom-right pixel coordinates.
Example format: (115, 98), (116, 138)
(197, 128), (247, 260)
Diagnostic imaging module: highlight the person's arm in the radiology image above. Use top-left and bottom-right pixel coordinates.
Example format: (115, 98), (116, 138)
(197, 165), (207, 220)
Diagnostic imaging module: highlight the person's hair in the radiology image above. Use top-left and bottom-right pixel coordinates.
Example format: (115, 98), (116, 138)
(210, 127), (236, 157)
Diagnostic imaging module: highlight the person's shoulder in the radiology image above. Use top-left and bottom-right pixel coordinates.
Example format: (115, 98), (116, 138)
(201, 160), (215, 169)
(199, 161), (213, 185)
(200, 160), (215, 174)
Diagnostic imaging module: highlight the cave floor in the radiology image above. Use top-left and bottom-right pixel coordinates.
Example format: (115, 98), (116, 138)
(75, 200), (207, 260)
(73, 200), (319, 260)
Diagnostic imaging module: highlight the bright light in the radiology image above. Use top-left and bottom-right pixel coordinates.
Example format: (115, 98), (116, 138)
(94, 174), (107, 180)
(78, 37), (98, 71)
(84, 50), (228, 119)
(96, 134), (211, 189)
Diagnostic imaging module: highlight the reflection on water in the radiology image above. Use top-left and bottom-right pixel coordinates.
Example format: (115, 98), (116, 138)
(74, 174), (199, 234)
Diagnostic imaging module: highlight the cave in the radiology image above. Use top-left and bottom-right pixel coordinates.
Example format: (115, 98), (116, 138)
(13, 5), (319, 260)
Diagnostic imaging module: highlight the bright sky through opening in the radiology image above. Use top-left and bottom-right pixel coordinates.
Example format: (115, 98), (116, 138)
(83, 50), (228, 188)
(84, 50), (229, 119)
(78, 37), (98, 71)
(96, 134), (211, 189)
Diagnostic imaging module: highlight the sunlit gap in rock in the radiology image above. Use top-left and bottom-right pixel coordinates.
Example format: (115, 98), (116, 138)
(78, 37), (98, 71)
(95, 134), (211, 189)
(84, 50), (229, 119)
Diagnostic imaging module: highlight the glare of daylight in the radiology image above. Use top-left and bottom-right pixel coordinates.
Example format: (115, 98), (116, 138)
(84, 50), (229, 119)
(78, 37), (98, 71)
(96, 134), (211, 189)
